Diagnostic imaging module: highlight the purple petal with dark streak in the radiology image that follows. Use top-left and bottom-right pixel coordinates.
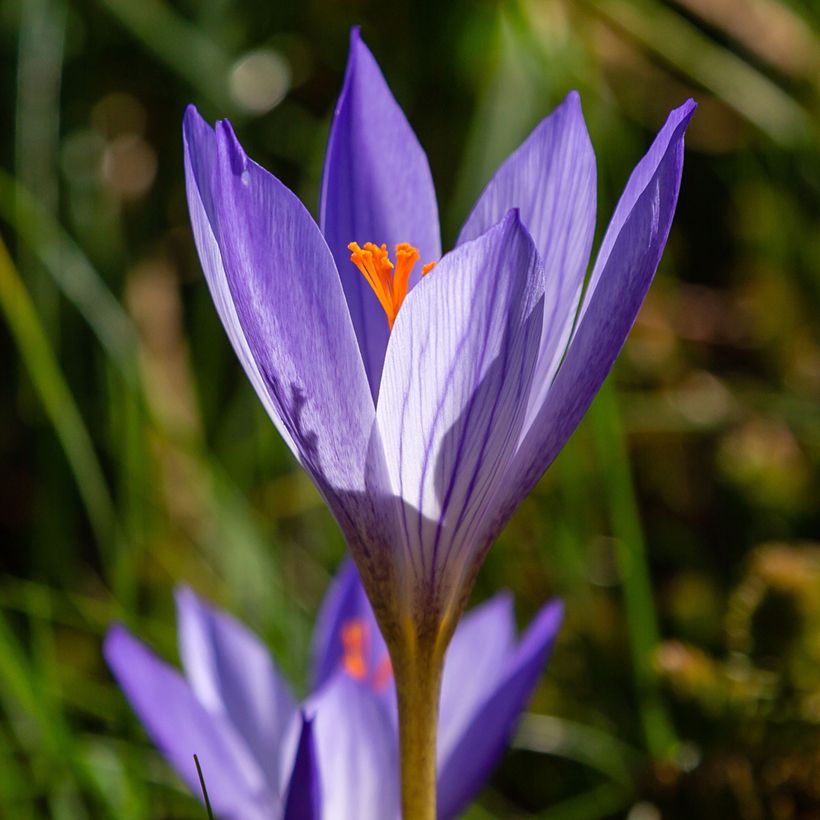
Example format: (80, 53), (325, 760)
(377, 211), (544, 612)
(184, 106), (396, 549)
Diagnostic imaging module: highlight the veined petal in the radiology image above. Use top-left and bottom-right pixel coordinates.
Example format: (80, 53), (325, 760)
(311, 559), (387, 693)
(377, 211), (544, 619)
(497, 101), (696, 535)
(437, 600), (564, 820)
(458, 92), (596, 422)
(582, 101), (696, 318)
(320, 28), (441, 397)
(438, 594), (516, 764)
(308, 674), (399, 820)
(104, 626), (274, 820)
(282, 714), (321, 820)
(183, 107), (290, 449)
(186, 107), (395, 623)
(183, 106), (379, 531)
(175, 586), (297, 794)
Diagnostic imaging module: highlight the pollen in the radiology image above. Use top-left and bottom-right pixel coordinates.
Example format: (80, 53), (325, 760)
(348, 241), (436, 330)
(341, 620), (368, 680)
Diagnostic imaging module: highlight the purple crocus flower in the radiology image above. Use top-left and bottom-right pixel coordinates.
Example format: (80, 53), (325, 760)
(104, 562), (563, 819)
(183, 28), (694, 654)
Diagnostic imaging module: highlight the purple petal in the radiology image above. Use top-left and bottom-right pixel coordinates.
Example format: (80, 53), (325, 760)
(184, 108), (289, 450)
(437, 600), (564, 820)
(104, 625), (274, 820)
(310, 559), (360, 690)
(183, 106), (380, 529)
(308, 673), (399, 820)
(311, 560), (388, 693)
(582, 101), (695, 316)
(458, 92), (596, 419)
(376, 211), (544, 616)
(320, 28), (441, 397)
(499, 101), (696, 529)
(282, 714), (321, 820)
(175, 586), (296, 793)
(438, 594), (516, 764)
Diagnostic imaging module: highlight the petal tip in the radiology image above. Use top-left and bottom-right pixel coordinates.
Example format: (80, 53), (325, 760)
(182, 104), (213, 149)
(671, 98), (698, 133)
(543, 598), (565, 630)
(103, 622), (126, 654)
(564, 89), (582, 108)
(103, 623), (138, 672)
(183, 103), (201, 125)
(504, 206), (523, 230)
(215, 119), (249, 176)
(173, 583), (199, 612)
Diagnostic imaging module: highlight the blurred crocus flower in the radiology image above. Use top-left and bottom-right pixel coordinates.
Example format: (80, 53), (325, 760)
(104, 562), (562, 819)
(183, 28), (694, 652)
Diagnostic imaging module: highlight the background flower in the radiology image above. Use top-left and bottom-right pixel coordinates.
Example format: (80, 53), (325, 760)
(105, 563), (562, 819)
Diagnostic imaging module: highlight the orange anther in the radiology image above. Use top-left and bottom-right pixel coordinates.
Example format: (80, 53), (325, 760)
(348, 241), (436, 329)
(341, 620), (368, 680)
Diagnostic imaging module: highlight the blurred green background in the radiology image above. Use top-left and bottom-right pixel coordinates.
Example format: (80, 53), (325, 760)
(1, 0), (820, 817)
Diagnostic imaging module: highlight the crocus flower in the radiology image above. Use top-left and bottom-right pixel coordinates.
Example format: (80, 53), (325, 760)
(184, 24), (692, 813)
(183, 28), (693, 655)
(104, 562), (563, 819)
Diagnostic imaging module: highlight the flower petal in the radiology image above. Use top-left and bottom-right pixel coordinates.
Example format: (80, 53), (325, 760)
(436, 600), (564, 820)
(582, 101), (696, 318)
(437, 593), (516, 764)
(377, 211), (544, 617)
(320, 28), (441, 397)
(282, 714), (321, 820)
(175, 586), (296, 794)
(458, 92), (596, 419)
(104, 625), (273, 820)
(308, 674), (399, 820)
(311, 559), (387, 693)
(183, 106), (378, 527)
(183, 107), (288, 447)
(499, 101), (696, 530)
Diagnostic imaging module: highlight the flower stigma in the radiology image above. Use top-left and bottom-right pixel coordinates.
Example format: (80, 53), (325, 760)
(348, 242), (436, 329)
(340, 617), (393, 692)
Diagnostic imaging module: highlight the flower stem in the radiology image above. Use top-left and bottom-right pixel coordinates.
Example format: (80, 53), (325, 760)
(393, 637), (445, 820)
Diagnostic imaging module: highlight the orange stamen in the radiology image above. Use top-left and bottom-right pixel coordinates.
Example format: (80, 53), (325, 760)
(348, 241), (436, 329)
(341, 620), (368, 680)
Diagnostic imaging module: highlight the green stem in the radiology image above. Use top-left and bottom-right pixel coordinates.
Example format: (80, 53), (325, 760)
(393, 639), (445, 820)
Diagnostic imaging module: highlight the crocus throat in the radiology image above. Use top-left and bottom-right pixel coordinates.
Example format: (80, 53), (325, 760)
(341, 618), (393, 692)
(348, 242), (436, 330)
